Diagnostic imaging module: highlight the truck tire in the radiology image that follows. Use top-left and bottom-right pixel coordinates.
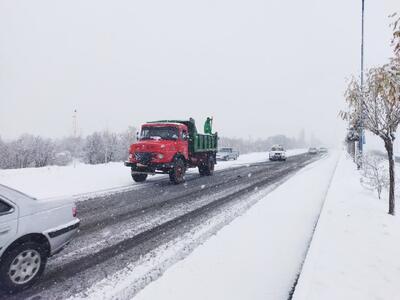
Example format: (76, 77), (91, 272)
(203, 156), (215, 176)
(0, 241), (47, 293)
(170, 158), (185, 184)
(132, 173), (148, 182)
(198, 165), (206, 176)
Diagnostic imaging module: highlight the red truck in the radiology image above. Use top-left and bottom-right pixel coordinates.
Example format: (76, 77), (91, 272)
(124, 119), (218, 184)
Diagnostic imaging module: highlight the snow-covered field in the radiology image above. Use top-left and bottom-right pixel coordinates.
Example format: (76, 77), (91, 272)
(293, 153), (400, 300)
(131, 152), (339, 300)
(0, 149), (306, 199)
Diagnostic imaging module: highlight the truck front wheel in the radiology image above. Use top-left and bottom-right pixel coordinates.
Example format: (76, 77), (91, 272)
(170, 158), (185, 184)
(132, 173), (148, 182)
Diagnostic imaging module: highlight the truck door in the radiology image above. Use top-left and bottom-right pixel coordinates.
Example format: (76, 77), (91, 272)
(0, 198), (18, 253)
(181, 129), (189, 159)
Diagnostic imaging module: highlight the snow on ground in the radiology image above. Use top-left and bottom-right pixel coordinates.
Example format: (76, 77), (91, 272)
(0, 162), (135, 199)
(131, 152), (339, 300)
(0, 149), (306, 199)
(293, 153), (400, 300)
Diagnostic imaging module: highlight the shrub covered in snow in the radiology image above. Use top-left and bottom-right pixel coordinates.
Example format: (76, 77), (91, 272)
(360, 154), (389, 199)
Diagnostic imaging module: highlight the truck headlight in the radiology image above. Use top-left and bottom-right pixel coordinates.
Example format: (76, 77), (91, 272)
(157, 154), (164, 159)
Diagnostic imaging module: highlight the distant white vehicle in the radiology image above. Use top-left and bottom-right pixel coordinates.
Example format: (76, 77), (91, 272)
(269, 145), (286, 161)
(319, 147), (328, 153)
(0, 184), (80, 292)
(308, 147), (318, 154)
(217, 147), (239, 161)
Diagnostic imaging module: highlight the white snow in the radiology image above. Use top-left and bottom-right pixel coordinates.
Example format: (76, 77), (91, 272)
(293, 153), (400, 300)
(0, 149), (306, 199)
(132, 152), (339, 300)
(0, 162), (135, 199)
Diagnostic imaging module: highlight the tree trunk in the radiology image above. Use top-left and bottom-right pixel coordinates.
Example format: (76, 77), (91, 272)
(385, 140), (396, 215)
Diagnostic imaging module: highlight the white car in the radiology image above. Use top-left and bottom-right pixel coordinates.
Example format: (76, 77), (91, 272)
(269, 145), (286, 161)
(0, 184), (80, 292)
(216, 147), (240, 161)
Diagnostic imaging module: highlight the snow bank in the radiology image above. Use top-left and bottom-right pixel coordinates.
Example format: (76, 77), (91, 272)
(293, 153), (400, 300)
(133, 152), (339, 300)
(0, 150), (306, 199)
(0, 162), (135, 199)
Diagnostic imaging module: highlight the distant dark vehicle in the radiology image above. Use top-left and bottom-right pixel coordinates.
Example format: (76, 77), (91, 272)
(319, 147), (328, 153)
(308, 147), (318, 155)
(269, 145), (286, 161)
(217, 148), (239, 161)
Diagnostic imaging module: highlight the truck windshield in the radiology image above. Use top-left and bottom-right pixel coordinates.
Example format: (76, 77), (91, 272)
(140, 126), (179, 141)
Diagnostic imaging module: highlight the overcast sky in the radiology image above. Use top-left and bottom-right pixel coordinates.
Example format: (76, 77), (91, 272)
(1, 0), (399, 145)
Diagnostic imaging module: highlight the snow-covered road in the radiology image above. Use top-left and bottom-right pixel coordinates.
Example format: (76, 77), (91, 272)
(0, 150), (306, 199)
(1, 152), (319, 300)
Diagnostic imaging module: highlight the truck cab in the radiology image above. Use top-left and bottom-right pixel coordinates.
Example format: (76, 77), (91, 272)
(125, 119), (218, 184)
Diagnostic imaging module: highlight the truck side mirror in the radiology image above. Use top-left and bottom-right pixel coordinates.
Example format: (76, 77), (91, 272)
(136, 131), (139, 140)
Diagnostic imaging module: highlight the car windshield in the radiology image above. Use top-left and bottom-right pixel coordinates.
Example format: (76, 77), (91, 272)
(271, 147), (284, 151)
(220, 148), (232, 152)
(140, 126), (179, 141)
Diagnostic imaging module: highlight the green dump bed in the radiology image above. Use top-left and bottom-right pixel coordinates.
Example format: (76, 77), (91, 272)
(149, 119), (218, 154)
(192, 132), (218, 153)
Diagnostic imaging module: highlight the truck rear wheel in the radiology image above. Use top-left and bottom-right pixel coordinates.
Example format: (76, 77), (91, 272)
(170, 158), (185, 184)
(198, 165), (206, 176)
(202, 157), (215, 176)
(132, 173), (148, 182)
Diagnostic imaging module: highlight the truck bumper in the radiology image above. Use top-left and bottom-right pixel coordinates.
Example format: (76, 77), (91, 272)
(124, 161), (175, 174)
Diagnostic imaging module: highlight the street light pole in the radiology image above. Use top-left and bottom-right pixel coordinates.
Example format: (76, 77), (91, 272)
(358, 0), (365, 167)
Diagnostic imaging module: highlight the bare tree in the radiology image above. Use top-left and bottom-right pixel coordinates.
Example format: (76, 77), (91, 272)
(391, 13), (400, 58)
(360, 154), (389, 199)
(342, 15), (400, 215)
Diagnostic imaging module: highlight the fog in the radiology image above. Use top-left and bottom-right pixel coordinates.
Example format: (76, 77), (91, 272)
(1, 0), (399, 145)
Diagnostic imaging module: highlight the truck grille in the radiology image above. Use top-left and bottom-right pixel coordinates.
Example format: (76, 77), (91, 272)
(135, 152), (153, 164)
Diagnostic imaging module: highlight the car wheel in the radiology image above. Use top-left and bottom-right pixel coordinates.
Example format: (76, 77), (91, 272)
(0, 241), (47, 293)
